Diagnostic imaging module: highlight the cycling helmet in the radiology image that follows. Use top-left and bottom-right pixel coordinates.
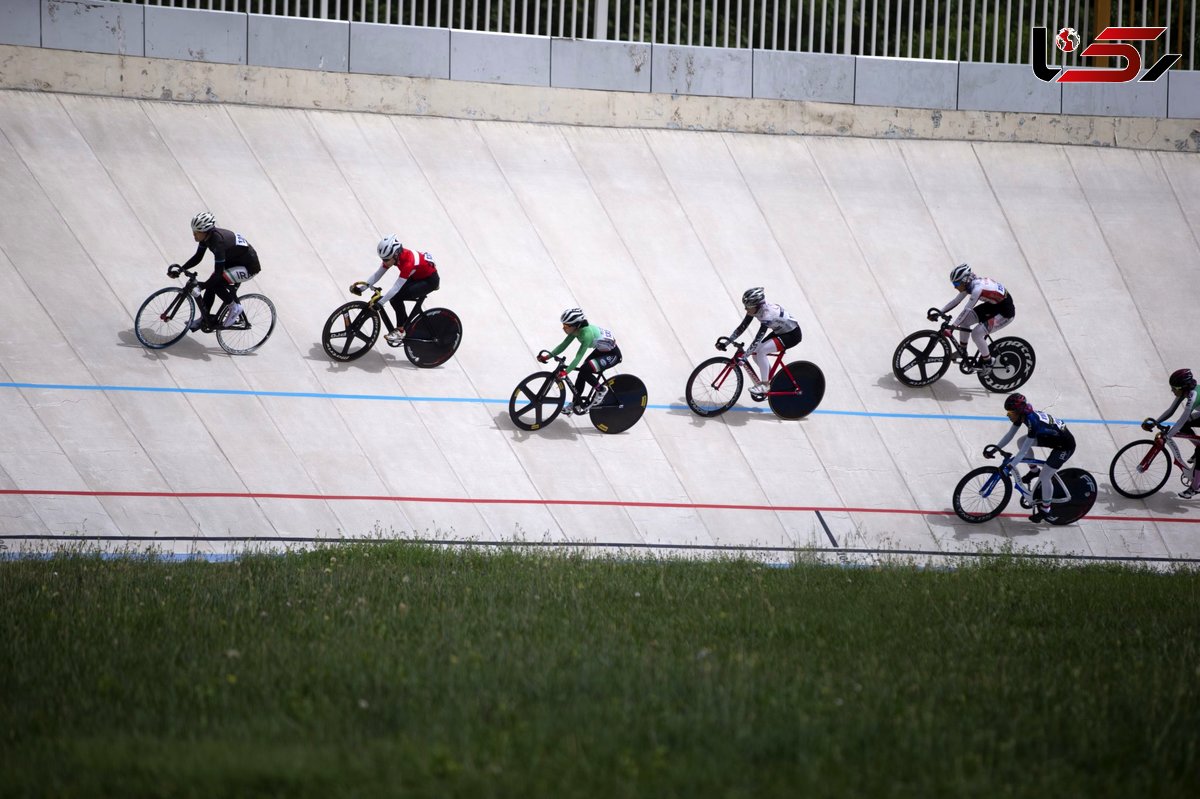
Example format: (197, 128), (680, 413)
(560, 307), (587, 327)
(1004, 393), (1030, 414)
(190, 212), (216, 233)
(377, 235), (403, 261)
(1169, 368), (1196, 392)
(742, 287), (765, 308)
(950, 263), (974, 286)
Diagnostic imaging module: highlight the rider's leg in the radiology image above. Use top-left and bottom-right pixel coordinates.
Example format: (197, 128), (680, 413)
(1037, 439), (1075, 511)
(195, 272), (232, 330)
(752, 338), (780, 386)
(384, 296), (408, 342)
(958, 309), (979, 351)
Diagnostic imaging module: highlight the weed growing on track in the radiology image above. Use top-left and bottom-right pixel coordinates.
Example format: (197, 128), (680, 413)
(1, 544), (1197, 797)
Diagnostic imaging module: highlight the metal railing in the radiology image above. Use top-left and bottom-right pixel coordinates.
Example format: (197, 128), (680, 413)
(109, 1), (1200, 69)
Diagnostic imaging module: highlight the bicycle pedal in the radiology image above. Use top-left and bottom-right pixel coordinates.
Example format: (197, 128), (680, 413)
(384, 339), (404, 348)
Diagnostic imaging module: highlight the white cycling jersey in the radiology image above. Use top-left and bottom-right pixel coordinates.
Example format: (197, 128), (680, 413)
(941, 277), (1009, 328)
(1155, 387), (1200, 438)
(731, 302), (799, 349)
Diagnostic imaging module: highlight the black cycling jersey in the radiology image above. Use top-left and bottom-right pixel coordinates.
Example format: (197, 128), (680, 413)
(182, 227), (259, 273)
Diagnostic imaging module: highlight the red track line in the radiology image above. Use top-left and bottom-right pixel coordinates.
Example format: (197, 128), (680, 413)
(2, 488), (1198, 525)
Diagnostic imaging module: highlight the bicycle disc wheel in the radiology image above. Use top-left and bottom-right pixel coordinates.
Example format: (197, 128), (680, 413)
(217, 294), (276, 355)
(135, 287), (194, 349)
(589, 374), (648, 434)
(403, 308), (462, 368)
(979, 337), (1036, 393)
(952, 466), (1012, 523)
(767, 361), (825, 420)
(892, 330), (951, 387)
(509, 372), (566, 431)
(322, 301), (380, 362)
(685, 357), (742, 417)
(1109, 440), (1172, 499)
(1042, 468), (1098, 526)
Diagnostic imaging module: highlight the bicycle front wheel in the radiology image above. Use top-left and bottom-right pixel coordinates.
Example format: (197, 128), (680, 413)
(404, 308), (462, 368)
(892, 330), (951, 387)
(952, 466), (1012, 523)
(768, 361), (825, 420)
(1109, 440), (1171, 499)
(685, 357), (742, 417)
(508, 372), (566, 431)
(135, 287), (194, 349)
(322, 301), (380, 362)
(217, 294), (276, 355)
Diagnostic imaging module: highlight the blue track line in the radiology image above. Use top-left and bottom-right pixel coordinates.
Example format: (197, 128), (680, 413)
(0, 381), (1143, 425)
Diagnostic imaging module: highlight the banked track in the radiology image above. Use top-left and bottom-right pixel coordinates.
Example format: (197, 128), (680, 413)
(0, 89), (1197, 561)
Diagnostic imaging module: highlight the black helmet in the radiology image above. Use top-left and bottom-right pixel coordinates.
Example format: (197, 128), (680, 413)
(1169, 368), (1196, 392)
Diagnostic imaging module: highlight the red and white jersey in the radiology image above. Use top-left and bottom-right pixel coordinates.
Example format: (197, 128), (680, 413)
(965, 277), (1008, 304)
(384, 247), (436, 281)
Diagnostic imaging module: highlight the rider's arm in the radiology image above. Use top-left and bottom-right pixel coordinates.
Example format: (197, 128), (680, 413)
(362, 264), (387, 288)
(995, 422), (1022, 449)
(729, 314), (752, 341)
(1009, 435), (1035, 469)
(748, 323), (771, 351)
(948, 284), (983, 328)
(377, 272), (408, 304)
(1161, 389), (1197, 436)
(180, 242), (206, 271)
(549, 332), (575, 359)
(564, 326), (600, 372)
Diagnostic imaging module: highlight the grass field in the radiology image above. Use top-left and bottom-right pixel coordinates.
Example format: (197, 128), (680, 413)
(1, 544), (1198, 797)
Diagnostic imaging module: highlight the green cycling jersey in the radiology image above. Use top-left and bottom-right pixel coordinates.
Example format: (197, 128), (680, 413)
(550, 324), (617, 372)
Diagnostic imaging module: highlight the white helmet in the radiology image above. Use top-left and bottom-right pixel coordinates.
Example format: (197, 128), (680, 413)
(190, 212), (216, 232)
(377, 235), (403, 261)
(950, 263), (974, 285)
(742, 287), (765, 308)
(560, 307), (587, 327)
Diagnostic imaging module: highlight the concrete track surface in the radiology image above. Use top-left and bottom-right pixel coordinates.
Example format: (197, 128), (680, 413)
(0, 90), (1197, 561)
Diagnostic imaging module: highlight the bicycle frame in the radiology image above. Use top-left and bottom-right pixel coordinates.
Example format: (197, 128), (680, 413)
(362, 285), (428, 337)
(978, 452), (1071, 504)
(711, 339), (790, 393)
(165, 268), (239, 326)
(1138, 431), (1200, 473)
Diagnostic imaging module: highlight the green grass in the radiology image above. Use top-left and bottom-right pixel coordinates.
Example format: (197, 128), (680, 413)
(1, 544), (1198, 797)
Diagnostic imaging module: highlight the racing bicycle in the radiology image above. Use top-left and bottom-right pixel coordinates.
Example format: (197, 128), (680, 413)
(952, 446), (1097, 524)
(685, 336), (825, 419)
(893, 309), (1035, 393)
(134, 266), (276, 355)
(1109, 421), (1200, 499)
(508, 352), (648, 434)
(321, 281), (462, 368)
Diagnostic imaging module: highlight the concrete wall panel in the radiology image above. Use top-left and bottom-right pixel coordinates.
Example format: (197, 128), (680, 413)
(43, 0), (143, 57)
(1061, 74), (1168, 117)
(349, 22), (449, 79)
(752, 50), (854, 104)
(248, 14), (348, 72)
(1167, 70), (1200, 119)
(958, 61), (1061, 114)
(145, 6), (246, 65)
(450, 30), (549, 87)
(855, 56), (957, 110)
(0, 0), (40, 47)
(551, 38), (650, 93)
(651, 44), (752, 98)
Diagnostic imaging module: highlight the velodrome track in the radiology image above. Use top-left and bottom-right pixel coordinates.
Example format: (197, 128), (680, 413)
(0, 89), (1197, 561)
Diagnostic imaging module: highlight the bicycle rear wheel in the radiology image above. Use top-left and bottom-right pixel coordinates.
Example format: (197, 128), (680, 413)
(217, 294), (277, 355)
(404, 308), (462, 368)
(767, 361), (825, 420)
(892, 330), (951, 387)
(1042, 468), (1098, 526)
(952, 466), (1012, 523)
(322, 301), (380, 362)
(135, 287), (194, 349)
(589, 374), (648, 434)
(509, 371), (566, 431)
(685, 357), (742, 417)
(1109, 440), (1172, 499)
(978, 337), (1036, 393)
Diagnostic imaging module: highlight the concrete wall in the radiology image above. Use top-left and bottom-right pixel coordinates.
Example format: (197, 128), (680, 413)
(10, 1), (1199, 123)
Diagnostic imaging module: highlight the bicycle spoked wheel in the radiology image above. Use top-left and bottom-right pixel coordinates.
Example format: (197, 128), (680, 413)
(1109, 439), (1172, 499)
(1042, 468), (1098, 526)
(685, 357), (742, 417)
(322, 301), (380, 362)
(216, 294), (277, 355)
(509, 372), (566, 431)
(892, 330), (952, 387)
(135, 287), (194, 349)
(767, 361), (825, 420)
(404, 308), (462, 368)
(589, 374), (648, 434)
(979, 337), (1036, 393)
(952, 466), (1012, 523)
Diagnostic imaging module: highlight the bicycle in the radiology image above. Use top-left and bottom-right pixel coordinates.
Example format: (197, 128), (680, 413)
(134, 266), (276, 355)
(952, 446), (1097, 524)
(1109, 421), (1200, 499)
(508, 352), (648, 434)
(892, 309), (1035, 393)
(685, 336), (825, 420)
(321, 281), (462, 368)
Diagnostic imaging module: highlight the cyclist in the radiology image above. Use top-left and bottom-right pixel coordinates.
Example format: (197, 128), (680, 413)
(352, 235), (439, 346)
(1142, 368), (1199, 499)
(929, 263), (1015, 371)
(722, 287), (802, 402)
(537, 308), (620, 415)
(984, 393), (1075, 523)
(170, 211), (260, 331)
